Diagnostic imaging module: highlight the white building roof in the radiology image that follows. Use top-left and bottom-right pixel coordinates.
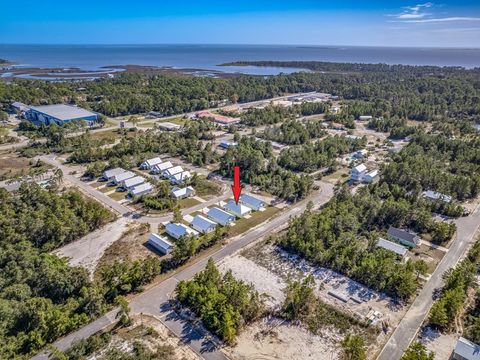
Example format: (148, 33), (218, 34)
(152, 161), (173, 172)
(171, 186), (195, 198)
(377, 238), (408, 257)
(165, 223), (199, 238)
(122, 176), (145, 189)
(240, 194), (266, 210)
(191, 215), (217, 233)
(224, 200), (252, 217)
(130, 182), (153, 196)
(422, 190), (452, 203)
(143, 157), (162, 168)
(171, 171), (191, 182)
(29, 104), (97, 121)
(104, 167), (125, 179)
(366, 170), (379, 178)
(113, 171), (136, 183)
(158, 122), (182, 131)
(207, 207), (235, 224)
(454, 337), (480, 360)
(148, 233), (173, 254)
(164, 166), (184, 177)
(352, 164), (367, 173)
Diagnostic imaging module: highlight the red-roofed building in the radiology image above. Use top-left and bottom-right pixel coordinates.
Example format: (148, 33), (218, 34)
(195, 111), (240, 126)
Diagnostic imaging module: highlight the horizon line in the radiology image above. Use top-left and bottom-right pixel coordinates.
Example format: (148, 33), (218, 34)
(1, 42), (480, 50)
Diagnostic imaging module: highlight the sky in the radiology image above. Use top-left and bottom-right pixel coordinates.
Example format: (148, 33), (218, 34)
(1, 1), (480, 47)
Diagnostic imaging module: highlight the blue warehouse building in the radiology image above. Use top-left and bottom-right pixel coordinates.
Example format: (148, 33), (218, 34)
(25, 104), (99, 125)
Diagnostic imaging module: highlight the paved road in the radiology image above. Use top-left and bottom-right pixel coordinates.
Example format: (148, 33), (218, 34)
(30, 182), (334, 360)
(38, 155), (132, 215)
(377, 202), (480, 360)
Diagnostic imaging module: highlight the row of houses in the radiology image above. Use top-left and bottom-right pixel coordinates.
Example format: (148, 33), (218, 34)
(140, 157), (192, 185)
(102, 167), (153, 197)
(163, 194), (267, 243)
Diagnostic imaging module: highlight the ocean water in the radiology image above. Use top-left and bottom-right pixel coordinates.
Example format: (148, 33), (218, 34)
(0, 44), (479, 76)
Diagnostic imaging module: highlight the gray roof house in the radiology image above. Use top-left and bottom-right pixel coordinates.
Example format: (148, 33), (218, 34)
(140, 157), (162, 170)
(120, 176), (145, 190)
(170, 171), (192, 185)
(387, 227), (421, 248)
(103, 167), (125, 181)
(171, 186), (195, 199)
(207, 207), (236, 226)
(191, 215), (217, 234)
(151, 161), (173, 174)
(112, 171), (136, 185)
(377, 238), (408, 258)
(240, 194), (266, 211)
(147, 233), (174, 255)
(224, 200), (252, 218)
(162, 165), (184, 178)
(165, 223), (199, 240)
(422, 190), (452, 203)
(453, 337), (480, 360)
(129, 183), (153, 198)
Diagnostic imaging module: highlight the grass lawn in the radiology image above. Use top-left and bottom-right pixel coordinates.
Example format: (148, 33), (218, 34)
(228, 207), (280, 237)
(157, 117), (186, 126)
(322, 167), (349, 184)
(99, 185), (116, 193)
(108, 191), (127, 201)
(90, 181), (106, 189)
(178, 197), (201, 209)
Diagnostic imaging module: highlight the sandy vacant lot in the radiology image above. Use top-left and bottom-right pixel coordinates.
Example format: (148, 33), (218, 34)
(217, 242), (409, 359)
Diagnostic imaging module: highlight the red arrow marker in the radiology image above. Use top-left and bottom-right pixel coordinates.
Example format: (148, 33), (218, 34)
(231, 165), (242, 204)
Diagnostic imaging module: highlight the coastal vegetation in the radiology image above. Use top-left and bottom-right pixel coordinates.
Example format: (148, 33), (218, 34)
(175, 259), (265, 344)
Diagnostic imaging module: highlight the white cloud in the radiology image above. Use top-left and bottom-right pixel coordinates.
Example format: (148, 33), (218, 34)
(391, 2), (433, 20)
(400, 17), (480, 23)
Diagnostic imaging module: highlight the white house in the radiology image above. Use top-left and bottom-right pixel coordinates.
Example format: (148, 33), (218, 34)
(165, 223), (199, 240)
(120, 176), (145, 190)
(377, 238), (408, 258)
(191, 215), (217, 234)
(240, 194), (266, 211)
(350, 164), (367, 182)
(112, 171), (136, 185)
(171, 186), (195, 199)
(147, 233), (174, 255)
(151, 161), (173, 174)
(140, 157), (162, 170)
(364, 170), (379, 183)
(170, 171), (192, 185)
(162, 165), (184, 178)
(422, 190), (452, 203)
(157, 122), (182, 131)
(353, 149), (368, 159)
(207, 207), (236, 226)
(359, 115), (373, 121)
(453, 337), (480, 360)
(103, 167), (125, 181)
(224, 200), (252, 218)
(129, 182), (153, 197)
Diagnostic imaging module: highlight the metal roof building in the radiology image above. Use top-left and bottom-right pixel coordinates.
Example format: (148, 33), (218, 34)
(157, 122), (182, 131)
(422, 190), (452, 203)
(140, 157), (162, 170)
(171, 186), (195, 199)
(387, 227), (421, 248)
(453, 337), (480, 360)
(163, 166), (184, 178)
(129, 183), (153, 197)
(151, 161), (173, 174)
(240, 194), (266, 211)
(191, 215), (217, 234)
(165, 223), (199, 240)
(121, 176), (145, 190)
(170, 171), (192, 185)
(103, 167), (125, 181)
(112, 171), (135, 185)
(207, 207), (235, 226)
(147, 233), (174, 255)
(25, 104), (99, 125)
(224, 200), (252, 218)
(377, 238), (408, 258)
